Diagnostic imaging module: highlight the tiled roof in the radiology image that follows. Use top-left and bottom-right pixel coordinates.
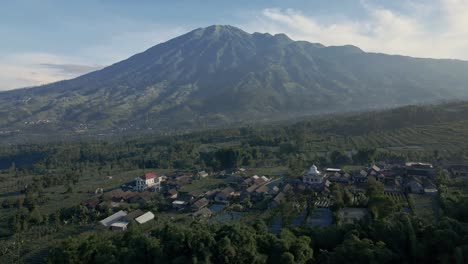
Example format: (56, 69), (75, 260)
(142, 172), (156, 180)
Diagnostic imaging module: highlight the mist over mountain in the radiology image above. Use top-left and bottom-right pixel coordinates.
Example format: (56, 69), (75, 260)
(2, 25), (468, 136)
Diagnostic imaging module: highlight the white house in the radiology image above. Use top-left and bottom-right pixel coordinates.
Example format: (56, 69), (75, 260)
(198, 171), (209, 178)
(135, 172), (162, 191)
(303, 165), (325, 184)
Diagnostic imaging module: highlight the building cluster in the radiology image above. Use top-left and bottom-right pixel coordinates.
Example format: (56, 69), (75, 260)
(93, 160), (455, 229)
(168, 173), (281, 218)
(302, 162), (438, 196)
(99, 210), (155, 231)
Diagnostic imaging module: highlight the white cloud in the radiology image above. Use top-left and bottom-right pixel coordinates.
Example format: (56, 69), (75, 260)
(242, 0), (468, 60)
(0, 26), (187, 91)
(0, 53), (103, 91)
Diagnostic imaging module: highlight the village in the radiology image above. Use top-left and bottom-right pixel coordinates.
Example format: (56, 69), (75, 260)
(87, 160), (468, 232)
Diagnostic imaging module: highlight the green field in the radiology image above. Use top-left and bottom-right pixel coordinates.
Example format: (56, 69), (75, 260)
(179, 176), (225, 193)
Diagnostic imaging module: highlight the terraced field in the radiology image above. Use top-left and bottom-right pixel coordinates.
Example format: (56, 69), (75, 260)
(311, 121), (468, 156)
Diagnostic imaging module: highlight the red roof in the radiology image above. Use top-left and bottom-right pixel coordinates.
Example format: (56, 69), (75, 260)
(141, 172), (156, 180)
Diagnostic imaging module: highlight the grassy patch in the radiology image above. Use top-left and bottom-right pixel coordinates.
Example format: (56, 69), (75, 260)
(179, 177), (225, 193)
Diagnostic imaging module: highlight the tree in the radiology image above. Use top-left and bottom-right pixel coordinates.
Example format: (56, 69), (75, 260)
(330, 150), (351, 166)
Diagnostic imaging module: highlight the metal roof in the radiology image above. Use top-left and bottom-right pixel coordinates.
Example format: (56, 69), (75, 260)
(99, 210), (127, 227)
(135, 211), (155, 224)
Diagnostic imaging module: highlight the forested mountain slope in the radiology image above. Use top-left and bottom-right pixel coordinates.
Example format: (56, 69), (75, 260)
(2, 25), (468, 139)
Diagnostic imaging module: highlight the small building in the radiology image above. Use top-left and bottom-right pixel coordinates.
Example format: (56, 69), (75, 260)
(99, 210), (127, 229)
(328, 172), (351, 185)
(189, 190), (204, 200)
(192, 198), (209, 211)
(405, 177), (424, 194)
(215, 187), (235, 203)
(135, 173), (163, 191)
(135, 211), (155, 224)
(272, 192), (286, 206)
(246, 184), (259, 194)
(166, 189), (178, 200)
(110, 222), (128, 231)
(326, 168), (341, 173)
(353, 170), (368, 183)
(406, 162), (435, 178)
(172, 200), (187, 209)
(255, 185), (269, 195)
(198, 171), (209, 178)
(303, 165), (325, 184)
(193, 207), (212, 218)
(450, 165), (468, 179)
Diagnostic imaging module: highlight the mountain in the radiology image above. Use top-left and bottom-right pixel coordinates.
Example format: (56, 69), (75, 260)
(2, 25), (468, 139)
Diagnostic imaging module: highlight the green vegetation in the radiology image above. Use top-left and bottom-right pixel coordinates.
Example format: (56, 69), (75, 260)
(1, 101), (468, 263)
(408, 194), (441, 222)
(178, 177), (224, 193)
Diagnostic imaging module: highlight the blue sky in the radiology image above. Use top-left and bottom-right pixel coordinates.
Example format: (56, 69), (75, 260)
(1, 0), (467, 90)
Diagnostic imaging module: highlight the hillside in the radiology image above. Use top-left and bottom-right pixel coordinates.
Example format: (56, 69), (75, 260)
(2, 25), (468, 140)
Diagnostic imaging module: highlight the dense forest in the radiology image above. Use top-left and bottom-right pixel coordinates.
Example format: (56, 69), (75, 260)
(47, 214), (468, 264)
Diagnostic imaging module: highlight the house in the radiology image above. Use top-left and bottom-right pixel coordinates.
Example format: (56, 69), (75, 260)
(105, 188), (127, 202)
(421, 177), (438, 193)
(272, 192), (286, 206)
(204, 189), (219, 200)
(328, 172), (351, 184)
(166, 189), (178, 199)
(215, 187), (235, 203)
(353, 170), (368, 183)
(189, 190), (204, 200)
(261, 176), (270, 183)
(326, 168), (341, 173)
(253, 176), (266, 186)
(135, 173), (163, 191)
(99, 210), (128, 229)
(192, 198), (209, 211)
(225, 175), (244, 185)
(303, 165), (325, 184)
(128, 192), (153, 206)
(193, 207), (212, 218)
(371, 164), (382, 173)
(172, 200), (187, 209)
(406, 162), (435, 178)
(255, 185), (269, 195)
(246, 184), (259, 194)
(135, 211), (155, 224)
(111, 222), (128, 231)
(405, 175), (437, 194)
(449, 165), (468, 179)
(405, 177), (424, 193)
(197, 171), (209, 178)
(271, 186), (280, 195)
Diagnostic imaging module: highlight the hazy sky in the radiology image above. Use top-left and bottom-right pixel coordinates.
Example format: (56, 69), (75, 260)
(1, 0), (468, 90)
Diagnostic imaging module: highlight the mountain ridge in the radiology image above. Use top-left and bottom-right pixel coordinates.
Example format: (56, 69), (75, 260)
(2, 25), (468, 139)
